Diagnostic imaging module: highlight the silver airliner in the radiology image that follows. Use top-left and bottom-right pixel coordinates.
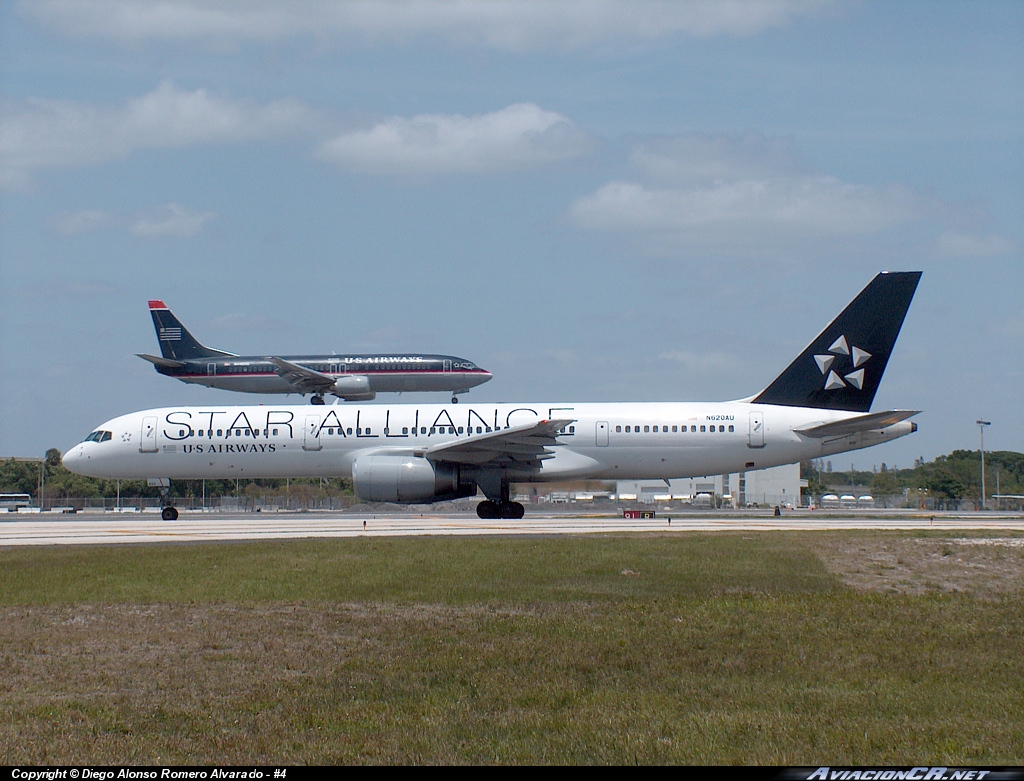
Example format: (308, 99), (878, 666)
(68, 273), (921, 520)
(137, 300), (492, 404)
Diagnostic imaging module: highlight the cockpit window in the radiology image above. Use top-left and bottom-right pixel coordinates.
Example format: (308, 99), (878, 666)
(84, 430), (112, 443)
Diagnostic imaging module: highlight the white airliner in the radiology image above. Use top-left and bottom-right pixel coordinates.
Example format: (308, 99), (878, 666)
(65, 272), (922, 521)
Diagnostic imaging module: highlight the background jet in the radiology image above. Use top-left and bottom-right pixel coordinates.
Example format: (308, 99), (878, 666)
(137, 300), (492, 404)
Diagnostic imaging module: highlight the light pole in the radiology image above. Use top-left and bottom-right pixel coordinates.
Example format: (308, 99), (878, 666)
(976, 420), (991, 510)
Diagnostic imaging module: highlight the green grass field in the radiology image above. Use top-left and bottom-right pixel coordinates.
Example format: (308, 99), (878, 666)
(1, 532), (1021, 764)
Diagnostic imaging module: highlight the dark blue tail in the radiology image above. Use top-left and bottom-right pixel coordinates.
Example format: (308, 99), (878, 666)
(147, 300), (231, 361)
(752, 272), (921, 412)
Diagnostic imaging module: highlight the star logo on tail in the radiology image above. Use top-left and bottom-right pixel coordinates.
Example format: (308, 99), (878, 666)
(814, 335), (871, 391)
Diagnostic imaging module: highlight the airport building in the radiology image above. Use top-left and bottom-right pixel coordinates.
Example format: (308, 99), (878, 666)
(616, 462), (804, 508)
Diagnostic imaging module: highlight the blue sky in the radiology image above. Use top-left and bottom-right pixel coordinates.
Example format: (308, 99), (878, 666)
(1, 0), (1021, 470)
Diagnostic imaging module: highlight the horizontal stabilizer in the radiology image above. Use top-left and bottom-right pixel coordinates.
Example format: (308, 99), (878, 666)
(795, 410), (920, 438)
(136, 353), (187, 369)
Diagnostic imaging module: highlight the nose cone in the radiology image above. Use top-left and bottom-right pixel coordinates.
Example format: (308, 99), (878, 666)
(62, 444), (85, 474)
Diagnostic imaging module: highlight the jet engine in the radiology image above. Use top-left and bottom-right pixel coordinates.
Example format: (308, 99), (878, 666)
(332, 375), (375, 401)
(351, 455), (476, 503)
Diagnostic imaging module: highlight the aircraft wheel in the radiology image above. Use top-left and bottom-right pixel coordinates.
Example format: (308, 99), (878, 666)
(511, 501), (525, 519)
(161, 506), (178, 521)
(476, 500), (498, 519)
(451, 396), (459, 404)
(311, 395), (326, 406)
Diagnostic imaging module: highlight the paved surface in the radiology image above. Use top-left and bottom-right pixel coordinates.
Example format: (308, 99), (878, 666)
(2, 510), (1022, 546)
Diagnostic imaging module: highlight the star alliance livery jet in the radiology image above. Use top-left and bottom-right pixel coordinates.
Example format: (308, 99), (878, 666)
(69, 272), (921, 520)
(137, 301), (492, 404)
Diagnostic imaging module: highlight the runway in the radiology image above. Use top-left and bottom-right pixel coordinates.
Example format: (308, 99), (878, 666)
(2, 509), (1023, 546)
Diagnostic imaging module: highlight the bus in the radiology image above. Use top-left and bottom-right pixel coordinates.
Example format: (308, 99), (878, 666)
(0, 493), (32, 511)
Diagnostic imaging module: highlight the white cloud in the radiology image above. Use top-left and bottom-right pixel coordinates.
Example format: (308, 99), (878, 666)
(130, 203), (214, 238)
(317, 103), (593, 175)
(0, 81), (314, 184)
(569, 132), (944, 257)
(572, 177), (926, 237)
(21, 0), (834, 49)
(50, 210), (118, 235)
(935, 232), (1018, 258)
(659, 350), (740, 376)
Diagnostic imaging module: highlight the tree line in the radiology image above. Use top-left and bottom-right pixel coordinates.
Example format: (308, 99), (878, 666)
(0, 448), (353, 506)
(802, 450), (1024, 508)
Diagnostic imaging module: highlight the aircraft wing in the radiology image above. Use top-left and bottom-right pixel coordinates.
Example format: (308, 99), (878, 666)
(266, 357), (337, 394)
(795, 410), (920, 438)
(137, 353), (187, 369)
(422, 418), (574, 469)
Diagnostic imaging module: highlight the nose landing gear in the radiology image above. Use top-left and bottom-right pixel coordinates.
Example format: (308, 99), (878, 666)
(157, 480), (178, 520)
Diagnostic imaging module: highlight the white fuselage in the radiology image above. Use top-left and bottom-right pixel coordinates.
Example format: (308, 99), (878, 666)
(63, 400), (915, 483)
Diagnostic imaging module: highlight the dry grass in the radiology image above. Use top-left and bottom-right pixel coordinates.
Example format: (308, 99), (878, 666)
(811, 533), (1024, 599)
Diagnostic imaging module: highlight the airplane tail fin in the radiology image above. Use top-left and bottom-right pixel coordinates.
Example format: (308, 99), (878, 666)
(147, 300), (232, 361)
(752, 271), (921, 412)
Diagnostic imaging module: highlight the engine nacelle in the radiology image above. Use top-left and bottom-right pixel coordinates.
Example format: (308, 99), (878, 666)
(352, 455), (476, 503)
(332, 375), (375, 401)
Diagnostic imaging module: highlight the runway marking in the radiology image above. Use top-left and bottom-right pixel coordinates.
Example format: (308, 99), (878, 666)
(0, 512), (1021, 546)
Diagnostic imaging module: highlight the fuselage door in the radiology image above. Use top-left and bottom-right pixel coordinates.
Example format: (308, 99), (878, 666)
(303, 415), (322, 452)
(748, 411), (765, 449)
(596, 421), (609, 447)
(140, 416), (158, 453)
(207, 363), (217, 376)
(443, 359), (452, 373)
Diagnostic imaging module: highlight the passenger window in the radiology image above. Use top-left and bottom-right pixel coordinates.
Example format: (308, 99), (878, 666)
(729, 425), (734, 432)
(347, 428), (353, 435)
(700, 425), (706, 432)
(403, 427), (409, 434)
(644, 426), (649, 433)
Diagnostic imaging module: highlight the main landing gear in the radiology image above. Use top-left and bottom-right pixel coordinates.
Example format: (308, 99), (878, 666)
(476, 500), (525, 519)
(310, 394), (326, 405)
(475, 476), (524, 519)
